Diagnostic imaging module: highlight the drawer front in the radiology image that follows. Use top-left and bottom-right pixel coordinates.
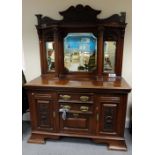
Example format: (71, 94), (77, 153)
(58, 93), (94, 103)
(60, 103), (93, 113)
(33, 92), (56, 100)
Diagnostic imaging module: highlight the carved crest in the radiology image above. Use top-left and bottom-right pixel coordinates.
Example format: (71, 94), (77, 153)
(35, 5), (126, 28)
(59, 4), (101, 22)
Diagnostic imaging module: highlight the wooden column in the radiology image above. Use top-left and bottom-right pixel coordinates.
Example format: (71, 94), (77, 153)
(115, 28), (125, 76)
(96, 27), (104, 81)
(53, 26), (59, 77)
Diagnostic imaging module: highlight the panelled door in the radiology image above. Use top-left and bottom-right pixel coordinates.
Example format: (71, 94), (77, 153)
(29, 92), (56, 132)
(97, 95), (126, 136)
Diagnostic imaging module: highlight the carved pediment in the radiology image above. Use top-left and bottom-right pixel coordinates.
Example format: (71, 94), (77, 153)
(59, 4), (101, 22)
(101, 12), (126, 24)
(35, 5), (126, 28)
(35, 14), (60, 28)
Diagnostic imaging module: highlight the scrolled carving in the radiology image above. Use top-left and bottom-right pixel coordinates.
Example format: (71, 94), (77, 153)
(35, 5), (126, 28)
(103, 107), (114, 130)
(120, 12), (126, 23)
(100, 12), (126, 24)
(38, 102), (50, 127)
(59, 4), (101, 22)
(35, 14), (60, 28)
(103, 104), (117, 132)
(35, 14), (43, 25)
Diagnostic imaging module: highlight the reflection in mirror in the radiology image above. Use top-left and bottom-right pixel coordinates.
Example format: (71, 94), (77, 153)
(104, 41), (116, 73)
(46, 42), (55, 71)
(64, 33), (97, 72)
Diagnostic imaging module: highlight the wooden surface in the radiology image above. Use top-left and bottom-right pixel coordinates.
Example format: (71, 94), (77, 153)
(25, 5), (131, 151)
(25, 75), (131, 91)
(35, 4), (126, 77)
(25, 75), (131, 151)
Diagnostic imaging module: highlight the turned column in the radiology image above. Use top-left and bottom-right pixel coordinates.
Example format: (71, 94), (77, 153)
(96, 27), (104, 81)
(53, 26), (59, 77)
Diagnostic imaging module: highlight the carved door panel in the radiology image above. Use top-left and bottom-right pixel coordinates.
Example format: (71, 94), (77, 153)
(97, 96), (121, 135)
(36, 100), (53, 129)
(30, 92), (55, 131)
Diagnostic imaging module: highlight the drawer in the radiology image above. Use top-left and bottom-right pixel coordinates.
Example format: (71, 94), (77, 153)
(58, 93), (94, 103)
(60, 103), (93, 113)
(99, 96), (121, 103)
(32, 92), (56, 100)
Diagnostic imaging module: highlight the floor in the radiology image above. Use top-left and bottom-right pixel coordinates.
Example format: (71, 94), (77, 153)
(22, 121), (132, 155)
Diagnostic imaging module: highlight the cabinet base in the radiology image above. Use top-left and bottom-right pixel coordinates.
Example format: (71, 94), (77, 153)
(28, 134), (45, 144)
(28, 133), (60, 144)
(92, 138), (127, 151)
(108, 141), (127, 151)
(28, 132), (127, 151)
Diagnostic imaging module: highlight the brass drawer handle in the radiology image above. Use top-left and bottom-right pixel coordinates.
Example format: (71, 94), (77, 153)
(60, 95), (71, 100)
(80, 106), (89, 112)
(80, 96), (89, 102)
(61, 105), (71, 110)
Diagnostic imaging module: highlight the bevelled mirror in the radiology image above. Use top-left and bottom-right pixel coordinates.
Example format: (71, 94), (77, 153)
(46, 41), (55, 71)
(103, 41), (116, 73)
(64, 33), (97, 72)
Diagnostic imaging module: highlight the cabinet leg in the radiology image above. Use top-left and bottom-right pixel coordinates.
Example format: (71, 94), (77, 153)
(28, 134), (45, 144)
(108, 140), (127, 151)
(92, 139), (127, 151)
(28, 133), (60, 144)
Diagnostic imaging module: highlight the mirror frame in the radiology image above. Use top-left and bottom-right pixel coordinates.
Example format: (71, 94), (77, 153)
(35, 5), (126, 79)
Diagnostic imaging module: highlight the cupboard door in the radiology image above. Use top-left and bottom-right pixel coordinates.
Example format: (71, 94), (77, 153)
(36, 99), (53, 129)
(30, 93), (55, 131)
(98, 96), (121, 135)
(59, 101), (94, 134)
(59, 112), (93, 134)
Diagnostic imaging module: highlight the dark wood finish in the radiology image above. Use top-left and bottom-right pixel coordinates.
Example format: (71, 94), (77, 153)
(97, 27), (104, 80)
(59, 5), (101, 22)
(25, 5), (131, 151)
(25, 75), (131, 150)
(35, 4), (126, 78)
(22, 71), (29, 114)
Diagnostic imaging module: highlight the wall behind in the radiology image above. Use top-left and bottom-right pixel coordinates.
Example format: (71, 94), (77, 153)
(22, 0), (132, 125)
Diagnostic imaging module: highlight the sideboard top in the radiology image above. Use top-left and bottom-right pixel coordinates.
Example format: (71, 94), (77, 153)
(24, 75), (131, 92)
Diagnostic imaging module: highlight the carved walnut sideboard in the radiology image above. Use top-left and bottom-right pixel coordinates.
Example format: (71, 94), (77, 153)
(24, 5), (131, 151)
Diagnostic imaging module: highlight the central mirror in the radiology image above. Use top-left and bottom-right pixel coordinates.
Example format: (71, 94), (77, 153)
(64, 33), (97, 72)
